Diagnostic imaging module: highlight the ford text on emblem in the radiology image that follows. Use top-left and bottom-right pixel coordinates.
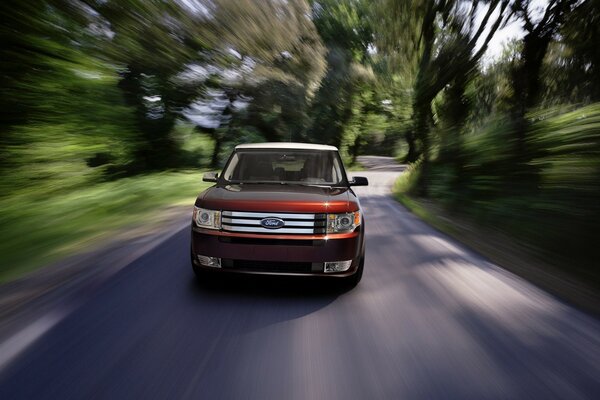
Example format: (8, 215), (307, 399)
(260, 217), (285, 229)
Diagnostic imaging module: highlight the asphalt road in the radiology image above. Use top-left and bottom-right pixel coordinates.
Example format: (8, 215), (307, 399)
(1, 156), (599, 399)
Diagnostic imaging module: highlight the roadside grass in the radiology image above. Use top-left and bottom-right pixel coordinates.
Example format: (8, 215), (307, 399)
(393, 191), (458, 236)
(393, 167), (463, 239)
(0, 171), (210, 282)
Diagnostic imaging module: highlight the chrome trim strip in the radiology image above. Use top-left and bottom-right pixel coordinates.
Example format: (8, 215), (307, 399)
(222, 226), (316, 234)
(222, 218), (315, 227)
(222, 211), (323, 220)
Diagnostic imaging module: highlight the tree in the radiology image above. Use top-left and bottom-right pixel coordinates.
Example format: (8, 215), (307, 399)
(510, 0), (578, 159)
(93, 0), (326, 168)
(199, 0), (327, 155)
(83, 0), (213, 170)
(541, 0), (600, 104)
(374, 0), (512, 167)
(308, 0), (374, 148)
(0, 0), (95, 148)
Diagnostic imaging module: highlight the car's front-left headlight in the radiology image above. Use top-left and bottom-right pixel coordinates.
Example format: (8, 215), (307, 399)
(193, 207), (221, 230)
(327, 211), (360, 233)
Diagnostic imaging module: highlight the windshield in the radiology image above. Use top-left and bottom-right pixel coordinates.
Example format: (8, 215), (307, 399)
(221, 149), (347, 186)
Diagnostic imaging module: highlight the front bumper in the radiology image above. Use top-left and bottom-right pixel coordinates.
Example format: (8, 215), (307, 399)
(191, 227), (364, 277)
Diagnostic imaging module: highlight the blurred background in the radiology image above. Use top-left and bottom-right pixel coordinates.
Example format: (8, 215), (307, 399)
(0, 0), (598, 288)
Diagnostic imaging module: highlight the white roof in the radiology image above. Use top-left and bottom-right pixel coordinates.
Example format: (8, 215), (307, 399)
(235, 142), (338, 151)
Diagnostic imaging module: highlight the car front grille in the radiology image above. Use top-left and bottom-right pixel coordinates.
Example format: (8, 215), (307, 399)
(218, 237), (326, 246)
(221, 211), (327, 234)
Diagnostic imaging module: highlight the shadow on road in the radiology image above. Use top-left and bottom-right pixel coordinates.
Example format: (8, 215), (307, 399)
(185, 274), (349, 335)
(189, 273), (351, 299)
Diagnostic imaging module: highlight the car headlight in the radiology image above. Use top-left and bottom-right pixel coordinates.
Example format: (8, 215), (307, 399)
(193, 207), (221, 230)
(327, 211), (360, 233)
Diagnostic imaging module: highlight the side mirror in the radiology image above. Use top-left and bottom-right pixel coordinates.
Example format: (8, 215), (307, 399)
(349, 176), (369, 186)
(203, 172), (218, 183)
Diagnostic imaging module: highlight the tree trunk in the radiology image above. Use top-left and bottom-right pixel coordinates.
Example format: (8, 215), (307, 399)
(211, 134), (222, 169)
(509, 30), (554, 193)
(404, 130), (419, 163)
(351, 134), (360, 164)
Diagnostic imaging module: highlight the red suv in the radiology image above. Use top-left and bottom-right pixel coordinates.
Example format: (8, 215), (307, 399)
(190, 143), (368, 286)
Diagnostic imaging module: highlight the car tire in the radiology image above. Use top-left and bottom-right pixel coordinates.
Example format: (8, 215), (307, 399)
(191, 247), (207, 281)
(344, 256), (364, 288)
(192, 261), (213, 281)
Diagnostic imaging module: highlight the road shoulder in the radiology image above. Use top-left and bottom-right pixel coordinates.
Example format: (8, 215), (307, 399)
(394, 192), (600, 316)
(0, 205), (192, 368)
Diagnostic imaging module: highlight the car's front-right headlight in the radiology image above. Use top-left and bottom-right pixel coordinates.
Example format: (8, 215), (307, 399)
(193, 207), (221, 230)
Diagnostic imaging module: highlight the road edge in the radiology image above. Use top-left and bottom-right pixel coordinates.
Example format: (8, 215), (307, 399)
(394, 192), (600, 316)
(0, 206), (192, 371)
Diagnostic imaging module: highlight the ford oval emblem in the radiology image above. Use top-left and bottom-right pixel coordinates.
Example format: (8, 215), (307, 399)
(260, 217), (285, 229)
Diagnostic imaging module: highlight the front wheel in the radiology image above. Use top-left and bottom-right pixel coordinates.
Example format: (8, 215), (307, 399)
(191, 247), (209, 281)
(344, 256), (364, 288)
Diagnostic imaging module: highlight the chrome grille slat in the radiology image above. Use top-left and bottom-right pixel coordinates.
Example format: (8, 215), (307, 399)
(222, 211), (325, 220)
(221, 210), (326, 234)
(222, 218), (316, 227)
(224, 226), (318, 234)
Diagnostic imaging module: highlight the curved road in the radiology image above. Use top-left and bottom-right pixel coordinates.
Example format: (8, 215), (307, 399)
(1, 156), (599, 399)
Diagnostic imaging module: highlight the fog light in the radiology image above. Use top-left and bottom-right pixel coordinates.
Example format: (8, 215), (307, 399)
(197, 255), (221, 268)
(324, 260), (352, 273)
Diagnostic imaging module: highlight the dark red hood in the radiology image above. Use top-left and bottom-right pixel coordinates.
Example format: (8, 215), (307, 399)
(196, 184), (358, 213)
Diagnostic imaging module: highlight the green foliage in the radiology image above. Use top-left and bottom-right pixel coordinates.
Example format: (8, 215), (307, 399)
(0, 171), (210, 281)
(308, 0), (377, 149)
(0, 52), (138, 196)
(542, 0), (600, 103)
(393, 158), (422, 195)
(397, 105), (600, 282)
(171, 123), (216, 168)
